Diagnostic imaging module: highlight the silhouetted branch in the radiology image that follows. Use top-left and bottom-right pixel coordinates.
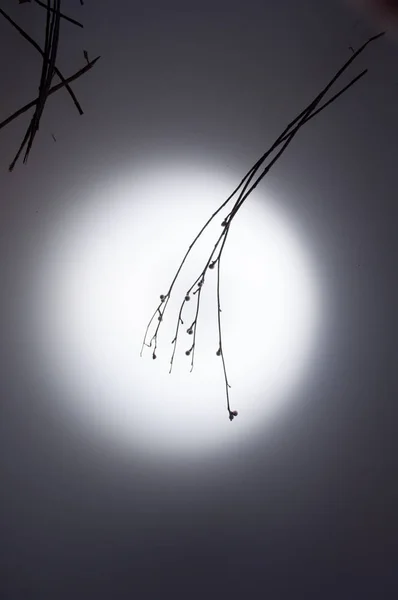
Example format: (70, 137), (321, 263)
(17, 0), (62, 168)
(33, 0), (84, 28)
(141, 32), (385, 421)
(0, 57), (100, 132)
(0, 6), (82, 115)
(1, 0), (96, 170)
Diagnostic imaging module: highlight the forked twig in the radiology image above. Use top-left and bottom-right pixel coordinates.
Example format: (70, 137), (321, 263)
(141, 32), (385, 421)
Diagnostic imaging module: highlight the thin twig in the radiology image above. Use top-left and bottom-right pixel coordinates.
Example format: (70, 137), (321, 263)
(9, 0), (63, 169)
(0, 5), (83, 115)
(141, 32), (385, 420)
(0, 57), (100, 132)
(140, 62), (370, 351)
(169, 300), (186, 371)
(24, 0), (60, 163)
(189, 283), (203, 372)
(33, 0), (84, 28)
(216, 255), (233, 419)
(167, 232), (226, 373)
(141, 68), (366, 357)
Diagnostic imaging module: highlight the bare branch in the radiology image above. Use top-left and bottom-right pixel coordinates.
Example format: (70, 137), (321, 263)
(19, 0), (62, 167)
(33, 0), (84, 28)
(140, 32), (385, 420)
(216, 253), (235, 420)
(0, 57), (100, 132)
(0, 6), (83, 115)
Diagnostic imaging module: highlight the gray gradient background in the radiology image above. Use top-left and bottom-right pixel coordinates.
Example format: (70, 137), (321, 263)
(1, 0), (398, 598)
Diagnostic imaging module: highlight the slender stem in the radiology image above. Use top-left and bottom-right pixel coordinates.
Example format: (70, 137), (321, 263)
(0, 6), (83, 115)
(0, 57), (100, 132)
(189, 286), (202, 372)
(33, 0), (84, 28)
(24, 0), (60, 163)
(9, 0), (63, 169)
(169, 300), (186, 373)
(141, 32), (385, 419)
(216, 258), (232, 416)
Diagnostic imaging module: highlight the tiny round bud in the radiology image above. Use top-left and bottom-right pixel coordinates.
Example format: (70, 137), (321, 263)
(160, 294), (165, 301)
(158, 315), (162, 321)
(187, 329), (193, 335)
(209, 262), (215, 269)
(216, 349), (221, 356)
(221, 220), (227, 227)
(152, 353), (157, 360)
(185, 295), (190, 301)
(232, 410), (238, 417)
(185, 350), (191, 356)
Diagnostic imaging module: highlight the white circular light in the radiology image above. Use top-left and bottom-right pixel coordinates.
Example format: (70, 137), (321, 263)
(36, 158), (321, 464)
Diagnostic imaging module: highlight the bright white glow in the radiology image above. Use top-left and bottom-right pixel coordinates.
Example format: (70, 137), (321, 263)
(36, 158), (321, 463)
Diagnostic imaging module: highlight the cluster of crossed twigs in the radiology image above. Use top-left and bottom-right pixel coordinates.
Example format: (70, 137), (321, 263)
(141, 32), (385, 422)
(0, 0), (99, 171)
